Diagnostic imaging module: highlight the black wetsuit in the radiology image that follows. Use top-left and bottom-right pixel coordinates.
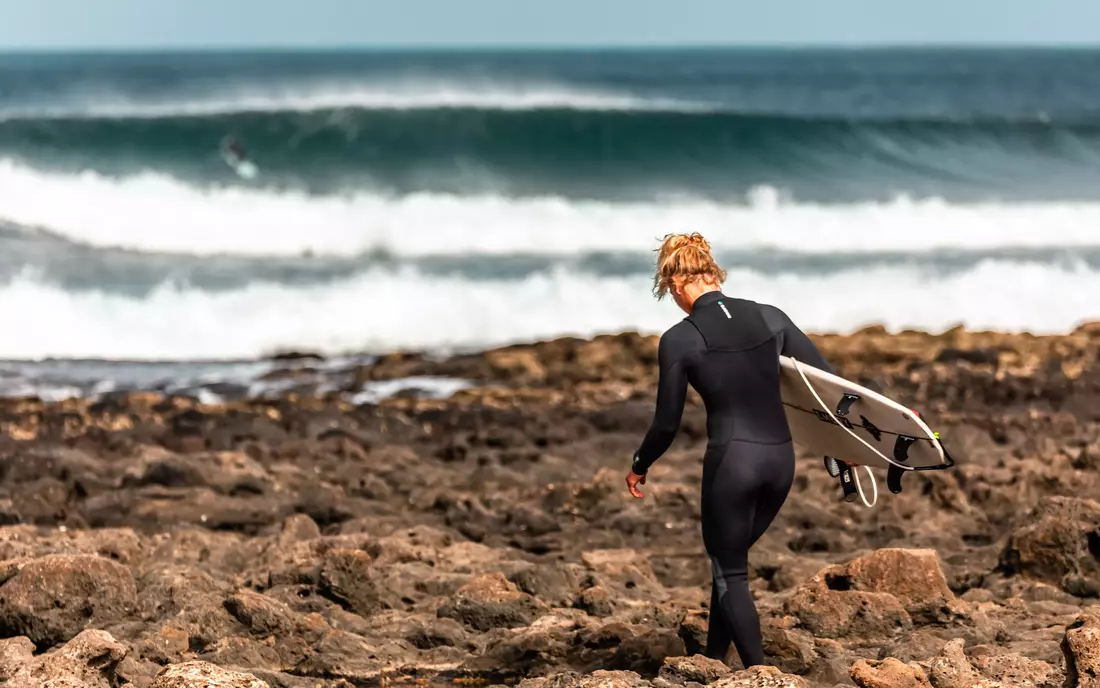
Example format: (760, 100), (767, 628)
(631, 291), (834, 668)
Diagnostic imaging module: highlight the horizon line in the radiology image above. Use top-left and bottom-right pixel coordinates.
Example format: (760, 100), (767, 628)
(4, 40), (1100, 53)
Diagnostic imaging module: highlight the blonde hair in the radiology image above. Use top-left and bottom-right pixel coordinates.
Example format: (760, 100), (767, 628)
(653, 232), (727, 300)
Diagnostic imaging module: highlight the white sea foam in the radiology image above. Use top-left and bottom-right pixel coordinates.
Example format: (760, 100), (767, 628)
(3, 161), (1100, 259)
(0, 80), (705, 119)
(0, 261), (1096, 360)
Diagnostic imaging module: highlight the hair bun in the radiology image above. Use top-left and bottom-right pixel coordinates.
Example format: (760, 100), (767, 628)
(683, 232), (709, 251)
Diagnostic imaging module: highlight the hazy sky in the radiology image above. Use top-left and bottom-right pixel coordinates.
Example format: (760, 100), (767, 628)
(2, 0), (1100, 49)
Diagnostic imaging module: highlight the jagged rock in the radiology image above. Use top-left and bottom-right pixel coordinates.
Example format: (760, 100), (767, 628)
(317, 548), (387, 618)
(658, 654), (732, 684)
(970, 651), (1059, 687)
(0, 554), (137, 648)
(878, 630), (950, 663)
(714, 665), (809, 687)
(817, 548), (959, 623)
(1002, 496), (1100, 597)
(517, 669), (652, 688)
(784, 567), (912, 639)
(437, 572), (549, 632)
(927, 639), (987, 688)
(151, 660), (270, 687)
(761, 617), (817, 675)
(0, 629), (129, 688)
(1063, 612), (1100, 687)
(849, 658), (933, 688)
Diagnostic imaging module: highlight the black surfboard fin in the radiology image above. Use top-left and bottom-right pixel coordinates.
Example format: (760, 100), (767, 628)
(894, 435), (917, 462)
(836, 393), (860, 418)
(824, 456), (841, 478)
(887, 465), (905, 494)
(888, 434), (917, 494)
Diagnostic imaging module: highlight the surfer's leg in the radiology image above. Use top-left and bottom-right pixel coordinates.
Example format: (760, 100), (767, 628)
(700, 442), (763, 667)
(701, 441), (795, 668)
(703, 574), (731, 658)
(749, 442), (795, 546)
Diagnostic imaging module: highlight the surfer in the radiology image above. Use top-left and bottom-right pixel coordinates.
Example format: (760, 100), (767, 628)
(219, 135), (259, 179)
(223, 136), (245, 158)
(624, 232), (835, 669)
(221, 136), (248, 163)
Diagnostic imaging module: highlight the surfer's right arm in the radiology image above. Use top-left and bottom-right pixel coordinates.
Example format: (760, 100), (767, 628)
(630, 322), (699, 476)
(763, 305), (835, 374)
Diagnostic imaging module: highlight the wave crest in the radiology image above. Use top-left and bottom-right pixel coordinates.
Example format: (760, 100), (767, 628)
(3, 161), (1100, 258)
(1, 261), (1097, 360)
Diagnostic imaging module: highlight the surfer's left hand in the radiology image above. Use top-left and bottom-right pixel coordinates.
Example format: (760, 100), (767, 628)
(626, 470), (646, 499)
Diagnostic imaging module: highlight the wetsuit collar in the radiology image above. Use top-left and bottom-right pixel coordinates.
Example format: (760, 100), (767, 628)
(691, 290), (725, 311)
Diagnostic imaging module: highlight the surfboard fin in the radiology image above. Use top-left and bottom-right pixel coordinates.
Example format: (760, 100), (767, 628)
(887, 465), (905, 494)
(887, 434), (918, 494)
(823, 456), (842, 478)
(835, 393), (861, 417)
(894, 435), (917, 462)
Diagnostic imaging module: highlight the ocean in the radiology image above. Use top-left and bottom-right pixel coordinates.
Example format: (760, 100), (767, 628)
(2, 47), (1100, 398)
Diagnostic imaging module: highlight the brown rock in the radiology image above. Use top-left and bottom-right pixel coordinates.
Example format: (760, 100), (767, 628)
(927, 638), (985, 688)
(0, 629), (129, 688)
(318, 548), (388, 618)
(116, 654), (163, 688)
(151, 593), (245, 657)
(879, 629), (950, 663)
(821, 548), (958, 623)
(970, 651), (1059, 687)
(151, 626), (190, 658)
(1001, 496), (1100, 596)
(123, 447), (272, 495)
(761, 617), (816, 675)
(577, 585), (617, 617)
(714, 665), (809, 687)
(658, 654), (733, 684)
(0, 554), (138, 648)
(292, 628), (392, 681)
(0, 637), (33, 682)
(1063, 612), (1100, 687)
(575, 622), (685, 676)
(223, 589), (316, 638)
(784, 569), (912, 639)
(678, 610), (709, 656)
(257, 534), (367, 587)
(465, 611), (588, 676)
(197, 635), (284, 674)
(151, 660), (270, 687)
(849, 657), (933, 688)
(437, 572), (548, 632)
(517, 669), (651, 688)
(278, 513), (322, 544)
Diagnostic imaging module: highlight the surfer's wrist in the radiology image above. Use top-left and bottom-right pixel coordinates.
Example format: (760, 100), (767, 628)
(630, 454), (648, 475)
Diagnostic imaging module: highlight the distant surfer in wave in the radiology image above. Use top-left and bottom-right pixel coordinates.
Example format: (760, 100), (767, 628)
(220, 135), (258, 179)
(624, 232), (835, 669)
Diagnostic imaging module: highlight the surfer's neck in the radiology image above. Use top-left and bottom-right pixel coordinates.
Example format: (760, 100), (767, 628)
(677, 281), (723, 313)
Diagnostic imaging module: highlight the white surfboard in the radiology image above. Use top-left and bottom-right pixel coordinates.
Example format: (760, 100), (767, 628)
(222, 155), (259, 180)
(220, 143), (259, 180)
(232, 159), (259, 179)
(778, 355), (953, 473)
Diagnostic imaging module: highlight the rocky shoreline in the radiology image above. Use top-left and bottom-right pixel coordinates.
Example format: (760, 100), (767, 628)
(3, 323), (1100, 687)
